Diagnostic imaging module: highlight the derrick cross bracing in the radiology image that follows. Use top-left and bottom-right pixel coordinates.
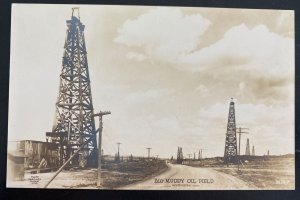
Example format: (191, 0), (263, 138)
(46, 8), (97, 168)
(224, 99), (238, 164)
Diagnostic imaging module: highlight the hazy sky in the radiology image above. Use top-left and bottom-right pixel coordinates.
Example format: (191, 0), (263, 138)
(9, 4), (294, 158)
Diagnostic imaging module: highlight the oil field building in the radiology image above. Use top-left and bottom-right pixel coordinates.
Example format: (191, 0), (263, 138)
(8, 140), (60, 170)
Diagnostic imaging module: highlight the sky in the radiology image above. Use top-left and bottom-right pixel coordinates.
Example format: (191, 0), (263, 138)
(8, 4), (294, 158)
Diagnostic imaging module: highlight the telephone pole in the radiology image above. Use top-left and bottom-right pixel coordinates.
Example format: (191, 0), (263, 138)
(116, 142), (122, 161)
(93, 111), (111, 187)
(236, 127), (249, 156)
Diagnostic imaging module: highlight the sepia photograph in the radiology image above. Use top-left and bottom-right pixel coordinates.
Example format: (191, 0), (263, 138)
(6, 4), (295, 190)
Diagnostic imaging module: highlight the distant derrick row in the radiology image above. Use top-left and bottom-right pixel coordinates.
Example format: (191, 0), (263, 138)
(46, 10), (97, 168)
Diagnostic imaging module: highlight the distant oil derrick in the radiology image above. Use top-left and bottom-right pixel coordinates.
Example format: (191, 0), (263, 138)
(245, 138), (250, 156)
(146, 147), (152, 159)
(224, 99), (238, 164)
(252, 145), (255, 156)
(177, 147), (183, 164)
(115, 142), (122, 162)
(198, 149), (206, 160)
(46, 8), (97, 168)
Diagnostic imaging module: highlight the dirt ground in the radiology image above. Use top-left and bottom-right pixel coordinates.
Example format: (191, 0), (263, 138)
(100, 159), (168, 189)
(7, 159), (168, 189)
(184, 155), (295, 190)
(214, 156), (294, 189)
(8, 156), (294, 190)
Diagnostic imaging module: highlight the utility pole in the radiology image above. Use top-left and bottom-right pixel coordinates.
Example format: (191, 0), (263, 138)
(236, 127), (249, 156)
(236, 127), (249, 171)
(237, 127), (249, 171)
(93, 111), (111, 188)
(146, 147), (152, 159)
(116, 142), (122, 161)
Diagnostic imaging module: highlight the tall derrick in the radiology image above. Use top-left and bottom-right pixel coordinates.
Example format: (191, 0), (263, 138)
(46, 8), (97, 168)
(177, 147), (183, 164)
(224, 99), (238, 164)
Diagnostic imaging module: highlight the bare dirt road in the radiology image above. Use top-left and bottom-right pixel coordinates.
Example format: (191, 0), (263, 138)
(120, 163), (254, 190)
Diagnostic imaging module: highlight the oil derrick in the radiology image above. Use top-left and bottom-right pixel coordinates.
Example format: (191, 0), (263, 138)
(46, 8), (97, 168)
(199, 149), (206, 159)
(130, 154), (133, 162)
(177, 147), (183, 164)
(116, 143), (122, 162)
(180, 148), (183, 162)
(224, 99), (238, 164)
(245, 138), (250, 156)
(252, 145), (255, 156)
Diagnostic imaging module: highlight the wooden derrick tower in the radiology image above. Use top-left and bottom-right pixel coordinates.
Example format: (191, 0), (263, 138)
(46, 8), (97, 168)
(224, 99), (238, 164)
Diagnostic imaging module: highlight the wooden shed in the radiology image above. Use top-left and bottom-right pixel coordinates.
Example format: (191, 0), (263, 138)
(8, 140), (59, 170)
